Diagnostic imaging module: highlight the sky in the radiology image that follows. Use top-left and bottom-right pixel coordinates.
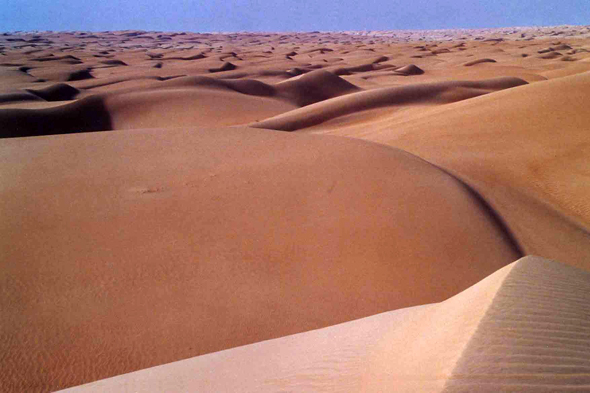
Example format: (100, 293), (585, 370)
(1, 0), (589, 33)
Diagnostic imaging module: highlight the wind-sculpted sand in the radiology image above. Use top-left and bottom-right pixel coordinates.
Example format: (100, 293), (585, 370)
(1, 26), (590, 392)
(58, 256), (590, 392)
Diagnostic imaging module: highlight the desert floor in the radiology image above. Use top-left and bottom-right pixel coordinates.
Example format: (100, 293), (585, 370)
(1, 25), (590, 392)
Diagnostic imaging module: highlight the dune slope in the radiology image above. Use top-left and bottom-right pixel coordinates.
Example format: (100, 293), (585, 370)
(252, 77), (527, 131)
(57, 256), (590, 392)
(0, 126), (521, 391)
(305, 71), (590, 269)
(0, 70), (364, 137)
(443, 257), (590, 392)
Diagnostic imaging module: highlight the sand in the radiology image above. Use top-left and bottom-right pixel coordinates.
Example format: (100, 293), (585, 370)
(57, 256), (590, 392)
(1, 26), (590, 392)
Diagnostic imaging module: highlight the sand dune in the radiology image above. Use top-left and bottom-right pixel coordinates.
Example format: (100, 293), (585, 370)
(153, 69), (361, 106)
(0, 96), (112, 137)
(104, 89), (295, 130)
(305, 70), (590, 269)
(0, 90), (46, 104)
(0, 68), (41, 85)
(2, 27), (590, 392)
(0, 70), (364, 137)
(443, 256), (590, 392)
(0, 126), (520, 391)
(463, 58), (497, 66)
(274, 69), (361, 105)
(29, 66), (94, 82)
(57, 256), (590, 392)
(393, 63), (425, 75)
(252, 77), (527, 131)
(25, 83), (81, 101)
(0, 86), (296, 137)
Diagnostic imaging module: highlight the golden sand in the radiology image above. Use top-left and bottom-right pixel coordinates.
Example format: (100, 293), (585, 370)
(1, 26), (590, 391)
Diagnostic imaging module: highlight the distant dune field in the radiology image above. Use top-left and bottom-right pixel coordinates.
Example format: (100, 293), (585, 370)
(1, 26), (590, 392)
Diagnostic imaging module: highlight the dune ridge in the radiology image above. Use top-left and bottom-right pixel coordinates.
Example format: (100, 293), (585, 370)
(130, 69), (361, 106)
(307, 70), (590, 269)
(252, 77), (528, 131)
(0, 70), (363, 137)
(56, 256), (590, 392)
(443, 257), (590, 391)
(6, 70), (530, 137)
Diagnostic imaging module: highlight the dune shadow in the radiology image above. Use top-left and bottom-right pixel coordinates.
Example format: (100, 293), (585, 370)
(0, 96), (113, 138)
(397, 148), (525, 258)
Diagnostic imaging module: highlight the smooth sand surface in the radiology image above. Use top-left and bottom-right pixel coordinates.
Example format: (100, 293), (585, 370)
(300, 70), (590, 269)
(1, 26), (590, 391)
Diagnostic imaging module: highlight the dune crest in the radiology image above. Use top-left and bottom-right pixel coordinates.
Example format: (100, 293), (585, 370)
(252, 77), (527, 131)
(443, 256), (590, 391)
(393, 64), (425, 75)
(56, 256), (590, 392)
(0, 70), (365, 137)
(317, 70), (590, 269)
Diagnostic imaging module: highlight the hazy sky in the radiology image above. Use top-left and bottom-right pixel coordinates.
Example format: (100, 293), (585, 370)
(1, 0), (589, 32)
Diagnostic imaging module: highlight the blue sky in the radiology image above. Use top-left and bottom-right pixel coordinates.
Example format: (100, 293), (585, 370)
(1, 0), (589, 32)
